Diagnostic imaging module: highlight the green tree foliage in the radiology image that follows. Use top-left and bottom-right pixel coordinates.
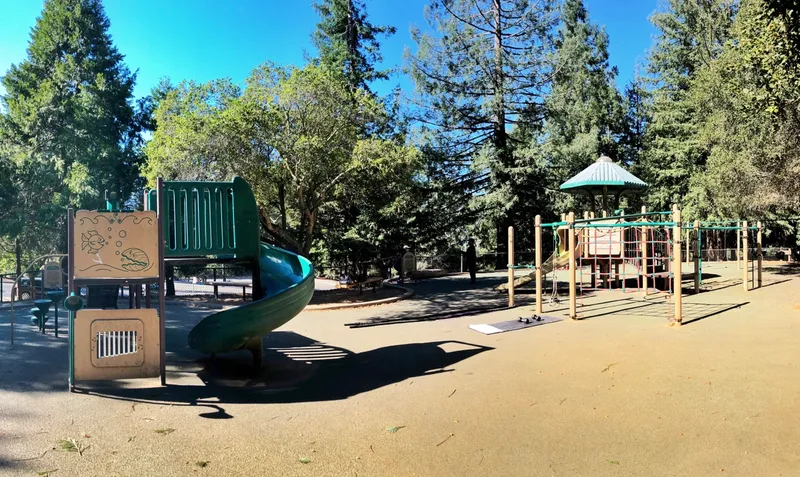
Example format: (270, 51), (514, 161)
(689, 0), (800, 218)
(0, 0), (147, 254)
(145, 63), (420, 256)
(406, 0), (557, 266)
(312, 0), (396, 91)
(541, 0), (624, 212)
(640, 0), (737, 213)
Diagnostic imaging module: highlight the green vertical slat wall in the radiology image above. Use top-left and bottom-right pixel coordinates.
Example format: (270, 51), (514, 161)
(145, 178), (259, 262)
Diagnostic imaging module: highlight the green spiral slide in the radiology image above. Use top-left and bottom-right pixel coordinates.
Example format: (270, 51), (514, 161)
(187, 242), (314, 359)
(147, 177), (314, 366)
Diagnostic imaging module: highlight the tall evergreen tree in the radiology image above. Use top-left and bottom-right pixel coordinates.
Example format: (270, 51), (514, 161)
(312, 0), (396, 91)
(541, 0), (624, 213)
(407, 0), (557, 267)
(640, 0), (737, 213)
(0, 0), (146, 254)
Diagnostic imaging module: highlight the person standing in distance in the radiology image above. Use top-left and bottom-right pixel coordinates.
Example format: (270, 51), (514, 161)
(466, 238), (477, 284)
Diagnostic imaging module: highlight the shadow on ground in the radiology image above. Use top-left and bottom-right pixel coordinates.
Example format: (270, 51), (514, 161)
(573, 297), (749, 325)
(347, 274), (540, 328)
(763, 263), (800, 276)
(79, 332), (492, 418)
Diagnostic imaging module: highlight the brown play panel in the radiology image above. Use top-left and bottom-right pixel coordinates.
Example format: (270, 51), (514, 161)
(72, 309), (161, 381)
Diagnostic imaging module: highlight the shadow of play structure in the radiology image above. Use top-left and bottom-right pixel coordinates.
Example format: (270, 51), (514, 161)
(79, 333), (493, 416)
(64, 177), (314, 390)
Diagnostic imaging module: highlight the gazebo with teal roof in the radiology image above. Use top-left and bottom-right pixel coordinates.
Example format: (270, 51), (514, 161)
(559, 155), (647, 215)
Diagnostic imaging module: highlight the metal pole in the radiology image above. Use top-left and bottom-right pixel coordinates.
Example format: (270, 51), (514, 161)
(157, 178), (167, 385)
(568, 212), (577, 319)
(535, 215), (542, 315)
(672, 204), (682, 325)
(742, 221), (749, 291)
(507, 226), (514, 308)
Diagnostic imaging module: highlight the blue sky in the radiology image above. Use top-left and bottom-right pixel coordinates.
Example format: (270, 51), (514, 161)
(0, 0), (658, 100)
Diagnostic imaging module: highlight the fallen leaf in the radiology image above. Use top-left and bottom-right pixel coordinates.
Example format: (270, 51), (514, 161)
(299, 457), (312, 464)
(37, 470), (58, 476)
(386, 426), (405, 434)
(195, 461), (210, 468)
(57, 438), (89, 456)
(154, 428), (175, 436)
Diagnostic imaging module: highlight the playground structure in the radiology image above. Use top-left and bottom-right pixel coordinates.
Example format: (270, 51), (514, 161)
(1, 177), (315, 391)
(504, 156), (765, 325)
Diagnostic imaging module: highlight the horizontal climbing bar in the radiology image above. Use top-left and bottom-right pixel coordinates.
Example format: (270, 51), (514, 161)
(573, 211), (672, 224)
(696, 226), (759, 231)
(541, 221), (567, 228)
(574, 221), (677, 228)
(700, 220), (743, 225)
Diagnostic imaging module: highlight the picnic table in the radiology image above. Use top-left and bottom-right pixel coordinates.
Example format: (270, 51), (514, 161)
(337, 276), (383, 295)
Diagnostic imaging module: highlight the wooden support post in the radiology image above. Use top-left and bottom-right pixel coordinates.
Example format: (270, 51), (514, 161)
(535, 216), (543, 314)
(685, 228), (690, 263)
(583, 212), (589, 259)
(742, 221), (749, 291)
(508, 226), (515, 308)
(568, 212), (577, 319)
(672, 204), (682, 325)
(737, 222), (742, 269)
(694, 219), (700, 294)
(157, 178), (167, 385)
(641, 205), (648, 296)
(757, 221), (763, 288)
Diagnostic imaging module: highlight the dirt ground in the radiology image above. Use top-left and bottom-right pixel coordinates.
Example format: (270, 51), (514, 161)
(1, 262), (799, 476)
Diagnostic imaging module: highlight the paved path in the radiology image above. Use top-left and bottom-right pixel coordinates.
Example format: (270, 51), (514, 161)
(1, 264), (800, 476)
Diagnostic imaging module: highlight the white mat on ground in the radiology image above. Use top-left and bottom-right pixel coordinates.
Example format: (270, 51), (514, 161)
(469, 315), (562, 334)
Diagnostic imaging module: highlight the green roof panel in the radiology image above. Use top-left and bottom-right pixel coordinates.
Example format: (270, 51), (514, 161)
(559, 156), (647, 193)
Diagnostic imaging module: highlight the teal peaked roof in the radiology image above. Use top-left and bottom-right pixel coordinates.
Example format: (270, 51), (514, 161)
(559, 156), (647, 194)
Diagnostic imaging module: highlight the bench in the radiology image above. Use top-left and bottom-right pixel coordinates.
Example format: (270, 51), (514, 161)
(337, 276), (383, 295)
(209, 281), (253, 299)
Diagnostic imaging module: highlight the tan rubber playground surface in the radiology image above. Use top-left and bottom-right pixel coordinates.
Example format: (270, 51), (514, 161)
(1, 262), (799, 476)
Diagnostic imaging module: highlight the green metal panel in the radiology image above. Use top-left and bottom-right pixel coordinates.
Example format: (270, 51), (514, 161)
(146, 177), (260, 262)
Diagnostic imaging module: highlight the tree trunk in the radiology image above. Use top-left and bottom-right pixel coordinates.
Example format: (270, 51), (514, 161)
(302, 208), (318, 256)
(492, 0), (511, 270)
(15, 238), (21, 277)
(166, 263), (175, 297)
(278, 182), (287, 229)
